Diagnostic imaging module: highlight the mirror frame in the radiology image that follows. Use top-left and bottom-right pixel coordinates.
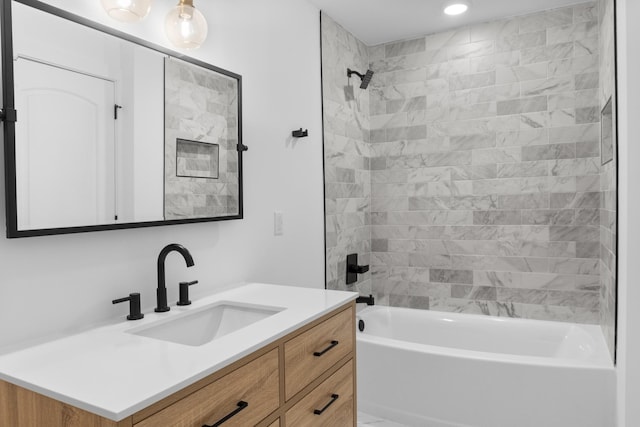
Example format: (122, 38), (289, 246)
(0, 0), (245, 238)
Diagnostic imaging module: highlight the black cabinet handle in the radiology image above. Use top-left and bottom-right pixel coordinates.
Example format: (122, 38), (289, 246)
(313, 394), (339, 415)
(313, 340), (339, 357)
(203, 401), (248, 427)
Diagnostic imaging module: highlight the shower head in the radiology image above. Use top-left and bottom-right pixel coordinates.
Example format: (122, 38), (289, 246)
(360, 69), (374, 89)
(347, 68), (375, 89)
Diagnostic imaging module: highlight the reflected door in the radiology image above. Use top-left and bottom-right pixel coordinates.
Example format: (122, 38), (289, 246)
(14, 58), (116, 230)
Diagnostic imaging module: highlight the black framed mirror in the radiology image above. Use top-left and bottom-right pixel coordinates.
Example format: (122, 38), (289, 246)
(1, 0), (245, 238)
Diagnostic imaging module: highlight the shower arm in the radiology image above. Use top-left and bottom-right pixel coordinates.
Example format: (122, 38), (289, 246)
(347, 68), (365, 79)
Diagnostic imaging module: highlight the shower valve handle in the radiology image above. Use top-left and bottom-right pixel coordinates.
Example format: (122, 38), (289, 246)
(348, 264), (369, 274)
(346, 253), (369, 285)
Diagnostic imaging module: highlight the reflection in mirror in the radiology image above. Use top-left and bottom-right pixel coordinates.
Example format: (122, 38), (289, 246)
(164, 58), (239, 219)
(4, 0), (243, 237)
(13, 1), (164, 230)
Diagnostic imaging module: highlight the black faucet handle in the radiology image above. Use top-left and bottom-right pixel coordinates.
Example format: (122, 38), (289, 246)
(346, 253), (370, 285)
(112, 293), (144, 320)
(177, 280), (198, 306)
(349, 264), (370, 274)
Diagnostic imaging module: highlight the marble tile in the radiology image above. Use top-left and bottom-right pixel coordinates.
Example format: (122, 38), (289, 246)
(575, 71), (600, 90)
(449, 71), (496, 90)
(574, 3), (598, 23)
(425, 28), (471, 49)
(472, 147), (521, 164)
(323, 3), (609, 328)
(430, 268), (474, 284)
(452, 285), (498, 300)
(575, 36), (599, 56)
(497, 96), (548, 115)
(499, 194), (550, 209)
(549, 123), (599, 143)
(497, 161), (548, 178)
(550, 225), (600, 242)
(550, 158), (600, 176)
(548, 22), (599, 44)
(497, 129), (549, 147)
(448, 41), (496, 60)
(521, 42), (574, 65)
(450, 133), (496, 151)
(473, 210), (522, 225)
(575, 106), (600, 124)
(522, 209), (575, 225)
(550, 191), (600, 209)
(522, 143), (576, 161)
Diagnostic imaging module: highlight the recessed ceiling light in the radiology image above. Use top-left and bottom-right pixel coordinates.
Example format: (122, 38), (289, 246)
(443, 1), (470, 15)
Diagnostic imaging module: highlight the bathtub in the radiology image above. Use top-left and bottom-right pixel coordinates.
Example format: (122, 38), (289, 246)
(356, 306), (615, 427)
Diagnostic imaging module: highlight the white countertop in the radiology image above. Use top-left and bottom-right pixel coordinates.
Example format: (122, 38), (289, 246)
(0, 283), (357, 421)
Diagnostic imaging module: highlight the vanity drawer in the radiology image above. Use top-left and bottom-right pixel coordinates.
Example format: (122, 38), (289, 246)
(285, 360), (354, 427)
(284, 306), (353, 400)
(135, 348), (279, 427)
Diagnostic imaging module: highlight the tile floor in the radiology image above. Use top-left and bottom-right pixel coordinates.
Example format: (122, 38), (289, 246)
(358, 411), (408, 426)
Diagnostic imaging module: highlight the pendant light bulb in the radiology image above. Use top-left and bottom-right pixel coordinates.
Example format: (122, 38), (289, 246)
(101, 0), (152, 22)
(165, 0), (208, 50)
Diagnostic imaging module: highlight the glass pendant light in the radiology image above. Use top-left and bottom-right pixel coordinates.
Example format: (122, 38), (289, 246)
(165, 0), (208, 50)
(101, 0), (152, 22)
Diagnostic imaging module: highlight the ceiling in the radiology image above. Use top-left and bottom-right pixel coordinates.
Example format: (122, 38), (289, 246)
(307, 0), (583, 45)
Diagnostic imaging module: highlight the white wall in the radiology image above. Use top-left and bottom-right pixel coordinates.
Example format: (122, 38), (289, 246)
(0, 0), (325, 351)
(615, 0), (640, 425)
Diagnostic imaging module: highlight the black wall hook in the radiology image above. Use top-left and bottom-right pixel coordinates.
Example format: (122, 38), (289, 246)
(292, 128), (309, 138)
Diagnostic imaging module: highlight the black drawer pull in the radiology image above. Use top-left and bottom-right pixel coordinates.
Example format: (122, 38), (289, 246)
(313, 340), (339, 357)
(313, 394), (339, 415)
(203, 401), (248, 427)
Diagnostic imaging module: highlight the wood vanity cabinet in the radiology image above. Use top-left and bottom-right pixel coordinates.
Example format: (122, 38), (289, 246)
(0, 302), (356, 427)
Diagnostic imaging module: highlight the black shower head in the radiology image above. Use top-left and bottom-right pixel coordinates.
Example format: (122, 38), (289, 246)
(360, 69), (374, 89)
(347, 68), (375, 89)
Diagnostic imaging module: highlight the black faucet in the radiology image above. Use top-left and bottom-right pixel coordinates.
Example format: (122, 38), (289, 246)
(356, 294), (375, 306)
(155, 243), (195, 312)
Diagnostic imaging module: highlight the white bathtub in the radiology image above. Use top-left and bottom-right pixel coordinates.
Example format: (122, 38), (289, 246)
(356, 306), (615, 427)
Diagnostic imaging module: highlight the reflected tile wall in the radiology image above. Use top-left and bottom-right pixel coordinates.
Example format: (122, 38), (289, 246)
(164, 58), (239, 219)
(322, 14), (372, 295)
(366, 2), (602, 324)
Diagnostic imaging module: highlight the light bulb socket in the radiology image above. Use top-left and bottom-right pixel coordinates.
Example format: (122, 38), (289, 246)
(178, 0), (194, 7)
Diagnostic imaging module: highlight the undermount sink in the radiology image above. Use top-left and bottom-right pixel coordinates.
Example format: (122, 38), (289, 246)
(128, 302), (284, 346)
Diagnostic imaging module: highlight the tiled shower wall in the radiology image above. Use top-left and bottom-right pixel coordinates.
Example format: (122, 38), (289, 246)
(323, 2), (616, 326)
(598, 0), (617, 359)
(366, 3), (602, 323)
(322, 14), (372, 293)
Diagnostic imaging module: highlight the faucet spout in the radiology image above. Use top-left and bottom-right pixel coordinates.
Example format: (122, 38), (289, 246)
(156, 243), (195, 312)
(356, 294), (375, 306)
